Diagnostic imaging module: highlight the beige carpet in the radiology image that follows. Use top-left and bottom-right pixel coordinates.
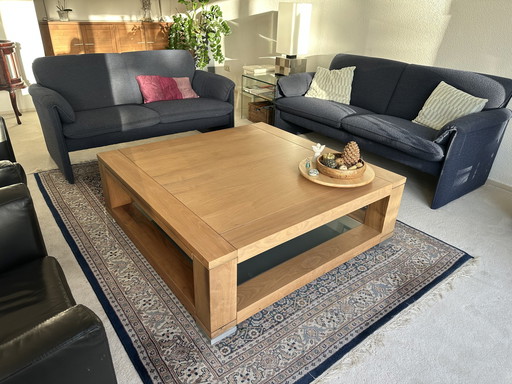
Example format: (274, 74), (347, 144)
(6, 112), (512, 383)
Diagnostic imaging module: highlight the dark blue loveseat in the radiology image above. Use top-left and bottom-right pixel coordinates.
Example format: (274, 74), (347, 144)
(274, 54), (512, 208)
(29, 50), (235, 183)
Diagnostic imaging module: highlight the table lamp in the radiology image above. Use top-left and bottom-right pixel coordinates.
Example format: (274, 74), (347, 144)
(275, 2), (312, 76)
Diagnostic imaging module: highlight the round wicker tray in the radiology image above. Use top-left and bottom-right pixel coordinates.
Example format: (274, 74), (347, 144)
(298, 157), (375, 188)
(316, 154), (366, 179)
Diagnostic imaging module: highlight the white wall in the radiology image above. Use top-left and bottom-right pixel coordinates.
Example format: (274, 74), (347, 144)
(1, 0), (511, 186)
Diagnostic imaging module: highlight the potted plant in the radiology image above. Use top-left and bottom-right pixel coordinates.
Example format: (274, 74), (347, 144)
(168, 0), (231, 69)
(56, 0), (72, 21)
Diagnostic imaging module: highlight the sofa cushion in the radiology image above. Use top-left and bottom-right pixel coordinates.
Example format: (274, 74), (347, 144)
(341, 114), (445, 161)
(136, 75), (199, 103)
(32, 54), (140, 111)
(305, 66), (355, 104)
(143, 98), (233, 124)
(0, 256), (74, 343)
(413, 81), (487, 130)
(63, 105), (160, 139)
(275, 96), (373, 129)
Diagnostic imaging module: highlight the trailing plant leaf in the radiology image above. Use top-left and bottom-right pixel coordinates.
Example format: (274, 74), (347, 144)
(168, 0), (231, 69)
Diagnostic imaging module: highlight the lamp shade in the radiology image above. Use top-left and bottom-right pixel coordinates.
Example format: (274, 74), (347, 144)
(276, 2), (312, 57)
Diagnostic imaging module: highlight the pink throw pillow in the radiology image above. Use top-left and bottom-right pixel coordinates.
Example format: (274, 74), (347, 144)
(136, 75), (199, 103)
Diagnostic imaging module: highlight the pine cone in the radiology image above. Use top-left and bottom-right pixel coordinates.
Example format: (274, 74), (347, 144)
(322, 153), (338, 168)
(341, 141), (360, 166)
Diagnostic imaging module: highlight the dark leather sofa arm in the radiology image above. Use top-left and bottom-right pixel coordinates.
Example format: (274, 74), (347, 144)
(0, 183), (46, 272)
(0, 161), (26, 187)
(192, 70), (235, 102)
(0, 304), (117, 384)
(0, 117), (16, 162)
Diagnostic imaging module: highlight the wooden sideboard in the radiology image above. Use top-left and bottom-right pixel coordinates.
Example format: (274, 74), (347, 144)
(39, 21), (171, 56)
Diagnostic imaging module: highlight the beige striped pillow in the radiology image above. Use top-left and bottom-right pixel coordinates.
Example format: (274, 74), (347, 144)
(305, 66), (356, 104)
(413, 81), (487, 130)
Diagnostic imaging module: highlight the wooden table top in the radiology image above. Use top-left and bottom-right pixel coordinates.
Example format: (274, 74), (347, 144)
(98, 123), (406, 269)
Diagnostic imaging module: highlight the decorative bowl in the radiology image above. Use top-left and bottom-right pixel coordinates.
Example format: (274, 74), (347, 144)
(316, 154), (366, 179)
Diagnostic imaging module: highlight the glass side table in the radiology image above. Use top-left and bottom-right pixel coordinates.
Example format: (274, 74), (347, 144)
(241, 73), (278, 124)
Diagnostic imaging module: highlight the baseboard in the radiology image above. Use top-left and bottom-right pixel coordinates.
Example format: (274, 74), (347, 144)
(487, 179), (512, 193)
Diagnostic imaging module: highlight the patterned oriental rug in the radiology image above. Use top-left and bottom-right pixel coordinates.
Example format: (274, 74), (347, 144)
(36, 162), (472, 384)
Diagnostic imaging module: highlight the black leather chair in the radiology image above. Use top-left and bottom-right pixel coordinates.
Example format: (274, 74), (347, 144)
(0, 147), (117, 382)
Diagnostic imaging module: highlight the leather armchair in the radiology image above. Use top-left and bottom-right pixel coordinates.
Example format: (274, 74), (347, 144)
(0, 167), (117, 383)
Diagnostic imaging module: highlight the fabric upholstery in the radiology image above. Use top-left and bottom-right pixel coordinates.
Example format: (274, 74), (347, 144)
(329, 54), (408, 114)
(386, 64), (512, 120)
(32, 54), (139, 111)
(274, 53), (512, 208)
(413, 81), (487, 130)
(143, 98), (233, 124)
(275, 96), (373, 128)
(29, 49), (235, 184)
(305, 66), (355, 104)
(63, 105), (160, 139)
(136, 75), (199, 103)
(341, 115), (445, 161)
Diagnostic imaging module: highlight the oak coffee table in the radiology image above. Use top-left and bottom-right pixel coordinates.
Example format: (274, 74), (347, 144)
(97, 122), (406, 342)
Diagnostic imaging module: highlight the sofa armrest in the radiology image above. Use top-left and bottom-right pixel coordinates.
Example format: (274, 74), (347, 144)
(192, 70), (235, 103)
(0, 116), (16, 162)
(276, 72), (315, 98)
(0, 304), (117, 384)
(435, 108), (512, 145)
(431, 108), (512, 208)
(0, 161), (26, 187)
(28, 84), (75, 123)
(0, 183), (46, 272)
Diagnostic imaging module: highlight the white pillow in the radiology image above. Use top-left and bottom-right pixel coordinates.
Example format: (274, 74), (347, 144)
(305, 66), (356, 104)
(413, 81), (488, 130)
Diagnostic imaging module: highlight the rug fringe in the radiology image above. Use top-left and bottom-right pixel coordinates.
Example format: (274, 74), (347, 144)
(314, 256), (479, 383)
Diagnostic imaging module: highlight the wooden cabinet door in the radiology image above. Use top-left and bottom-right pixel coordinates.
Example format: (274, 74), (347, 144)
(46, 22), (84, 55)
(143, 23), (170, 50)
(115, 23), (146, 52)
(80, 24), (118, 54)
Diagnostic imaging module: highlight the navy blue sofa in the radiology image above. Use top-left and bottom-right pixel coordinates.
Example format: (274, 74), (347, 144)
(29, 50), (235, 183)
(274, 54), (512, 208)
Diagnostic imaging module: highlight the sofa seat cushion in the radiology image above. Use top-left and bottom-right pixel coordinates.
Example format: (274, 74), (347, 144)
(143, 98), (233, 124)
(275, 96), (373, 129)
(341, 114), (445, 161)
(0, 256), (74, 343)
(63, 105), (160, 139)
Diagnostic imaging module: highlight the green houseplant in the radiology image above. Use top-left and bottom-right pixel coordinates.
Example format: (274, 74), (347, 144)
(168, 0), (231, 69)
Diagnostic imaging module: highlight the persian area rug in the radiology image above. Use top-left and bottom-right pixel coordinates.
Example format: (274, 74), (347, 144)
(36, 162), (472, 384)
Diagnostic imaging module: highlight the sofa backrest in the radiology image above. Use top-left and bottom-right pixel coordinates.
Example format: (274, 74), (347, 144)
(32, 53), (138, 111)
(330, 54), (407, 114)
(32, 50), (196, 112)
(386, 64), (512, 120)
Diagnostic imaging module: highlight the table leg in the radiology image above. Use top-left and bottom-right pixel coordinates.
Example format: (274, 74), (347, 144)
(365, 182), (405, 239)
(9, 90), (22, 125)
(194, 257), (237, 341)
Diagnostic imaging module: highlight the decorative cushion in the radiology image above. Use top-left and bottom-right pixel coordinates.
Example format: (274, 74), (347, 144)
(305, 66), (356, 104)
(412, 81), (487, 130)
(136, 75), (199, 103)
